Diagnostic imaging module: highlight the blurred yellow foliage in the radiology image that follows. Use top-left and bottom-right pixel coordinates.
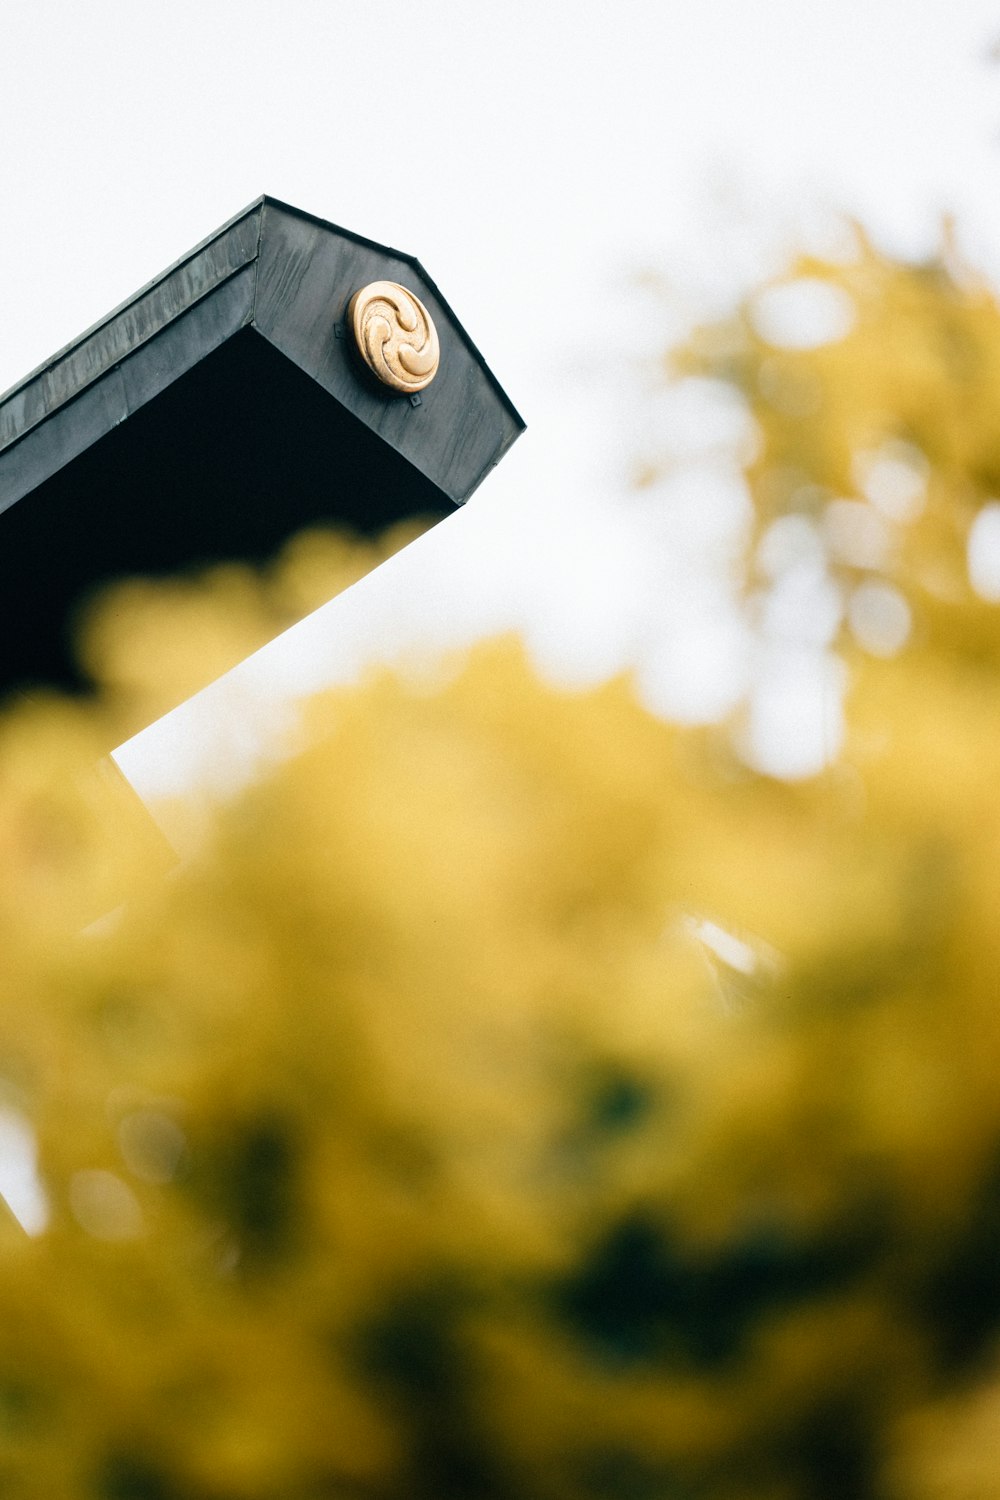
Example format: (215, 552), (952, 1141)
(673, 224), (1000, 670)
(3, 232), (1000, 1499)
(79, 519), (431, 733)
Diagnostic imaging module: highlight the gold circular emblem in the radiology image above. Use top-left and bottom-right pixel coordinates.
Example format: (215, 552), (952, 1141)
(347, 281), (440, 394)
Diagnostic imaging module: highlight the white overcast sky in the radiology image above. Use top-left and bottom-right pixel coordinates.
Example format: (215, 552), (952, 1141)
(3, 0), (1000, 806)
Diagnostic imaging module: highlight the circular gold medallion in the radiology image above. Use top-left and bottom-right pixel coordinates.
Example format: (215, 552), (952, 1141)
(347, 281), (440, 394)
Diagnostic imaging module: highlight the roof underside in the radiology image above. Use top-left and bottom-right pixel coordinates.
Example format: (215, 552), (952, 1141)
(0, 330), (450, 695)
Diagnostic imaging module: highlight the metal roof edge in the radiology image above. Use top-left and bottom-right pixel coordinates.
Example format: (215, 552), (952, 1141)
(0, 198), (266, 408)
(257, 194), (418, 265)
(408, 253), (526, 434)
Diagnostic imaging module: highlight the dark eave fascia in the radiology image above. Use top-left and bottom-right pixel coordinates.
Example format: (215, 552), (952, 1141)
(0, 196), (524, 465)
(257, 195), (525, 431)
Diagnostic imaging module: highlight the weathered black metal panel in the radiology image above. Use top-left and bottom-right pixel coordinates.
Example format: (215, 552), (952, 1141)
(0, 206), (260, 455)
(253, 200), (522, 505)
(117, 262), (256, 419)
(0, 367), (129, 516)
(0, 266), (256, 513)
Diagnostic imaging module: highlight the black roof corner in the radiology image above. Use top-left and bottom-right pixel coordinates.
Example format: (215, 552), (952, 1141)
(0, 197), (525, 699)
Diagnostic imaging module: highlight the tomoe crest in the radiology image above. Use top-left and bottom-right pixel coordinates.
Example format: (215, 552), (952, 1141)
(348, 280), (440, 394)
